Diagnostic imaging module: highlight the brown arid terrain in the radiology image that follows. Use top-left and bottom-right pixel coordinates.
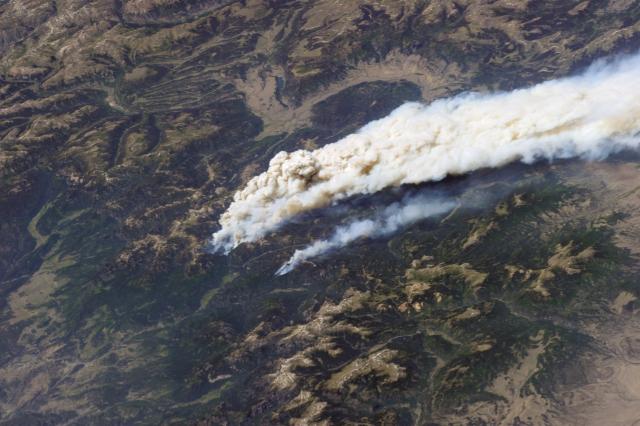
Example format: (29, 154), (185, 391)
(2, 0), (640, 424)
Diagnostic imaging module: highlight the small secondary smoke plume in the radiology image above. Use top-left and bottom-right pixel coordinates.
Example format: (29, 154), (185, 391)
(211, 52), (640, 253)
(275, 194), (456, 275)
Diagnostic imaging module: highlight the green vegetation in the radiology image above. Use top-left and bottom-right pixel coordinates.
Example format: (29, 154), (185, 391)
(1, 0), (640, 424)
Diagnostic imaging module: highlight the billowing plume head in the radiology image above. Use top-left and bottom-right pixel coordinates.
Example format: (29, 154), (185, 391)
(210, 52), (640, 254)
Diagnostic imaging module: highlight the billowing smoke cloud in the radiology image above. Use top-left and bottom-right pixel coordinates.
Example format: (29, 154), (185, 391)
(211, 52), (640, 253)
(275, 193), (457, 275)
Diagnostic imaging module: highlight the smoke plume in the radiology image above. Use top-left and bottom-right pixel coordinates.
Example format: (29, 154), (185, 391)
(211, 52), (640, 253)
(275, 193), (457, 275)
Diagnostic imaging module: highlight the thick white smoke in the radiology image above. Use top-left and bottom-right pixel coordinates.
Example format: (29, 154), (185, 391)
(275, 194), (457, 275)
(211, 52), (640, 253)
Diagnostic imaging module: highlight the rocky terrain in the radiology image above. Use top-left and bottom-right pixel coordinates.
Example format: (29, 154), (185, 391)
(1, 0), (640, 424)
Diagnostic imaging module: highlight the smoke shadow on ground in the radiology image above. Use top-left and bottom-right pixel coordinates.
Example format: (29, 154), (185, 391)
(224, 159), (549, 272)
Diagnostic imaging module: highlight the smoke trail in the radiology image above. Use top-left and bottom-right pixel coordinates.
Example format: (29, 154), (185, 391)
(276, 194), (457, 275)
(211, 52), (640, 253)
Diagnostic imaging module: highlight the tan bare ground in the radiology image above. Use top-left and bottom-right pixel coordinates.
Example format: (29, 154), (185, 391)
(557, 312), (640, 426)
(431, 330), (555, 425)
(502, 161), (640, 424)
(562, 161), (640, 257)
(484, 160), (640, 424)
(434, 311), (640, 425)
(234, 51), (465, 138)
